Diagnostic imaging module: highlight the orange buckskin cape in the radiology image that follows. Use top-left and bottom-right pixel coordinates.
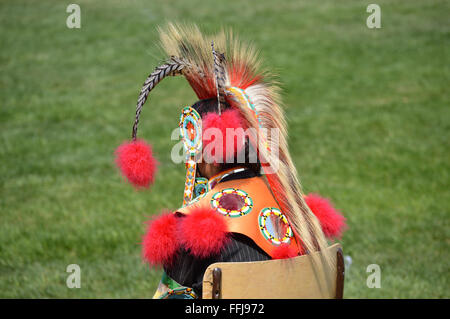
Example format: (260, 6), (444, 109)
(177, 174), (302, 258)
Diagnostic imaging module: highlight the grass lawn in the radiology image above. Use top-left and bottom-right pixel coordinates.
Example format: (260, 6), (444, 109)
(0, 0), (448, 298)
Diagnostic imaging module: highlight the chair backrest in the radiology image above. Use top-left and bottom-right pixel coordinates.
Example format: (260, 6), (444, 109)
(202, 243), (344, 299)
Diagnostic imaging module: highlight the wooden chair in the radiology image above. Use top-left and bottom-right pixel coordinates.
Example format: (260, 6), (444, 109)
(202, 243), (344, 299)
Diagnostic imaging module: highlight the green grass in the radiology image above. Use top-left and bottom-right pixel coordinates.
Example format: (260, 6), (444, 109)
(0, 0), (448, 298)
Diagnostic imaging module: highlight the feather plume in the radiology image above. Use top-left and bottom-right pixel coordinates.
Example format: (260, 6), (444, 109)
(211, 41), (228, 114)
(132, 56), (186, 140)
(156, 23), (335, 269)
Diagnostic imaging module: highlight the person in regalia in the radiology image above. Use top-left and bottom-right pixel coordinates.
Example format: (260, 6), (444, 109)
(114, 23), (346, 299)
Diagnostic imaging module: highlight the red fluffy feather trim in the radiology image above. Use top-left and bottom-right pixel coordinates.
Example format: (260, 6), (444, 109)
(115, 139), (158, 189)
(178, 206), (230, 258)
(142, 212), (179, 266)
(304, 193), (347, 239)
(272, 244), (299, 260)
(202, 109), (246, 163)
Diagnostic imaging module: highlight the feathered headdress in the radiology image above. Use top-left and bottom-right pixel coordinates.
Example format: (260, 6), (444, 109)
(115, 23), (333, 259)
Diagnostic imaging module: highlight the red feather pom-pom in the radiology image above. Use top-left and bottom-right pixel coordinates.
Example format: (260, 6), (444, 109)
(142, 212), (179, 266)
(272, 243), (299, 260)
(115, 139), (157, 189)
(202, 109), (246, 163)
(178, 206), (230, 258)
(304, 193), (347, 239)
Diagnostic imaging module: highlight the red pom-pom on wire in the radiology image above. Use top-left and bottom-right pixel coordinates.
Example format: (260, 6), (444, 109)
(304, 193), (347, 239)
(202, 109), (246, 163)
(115, 139), (157, 189)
